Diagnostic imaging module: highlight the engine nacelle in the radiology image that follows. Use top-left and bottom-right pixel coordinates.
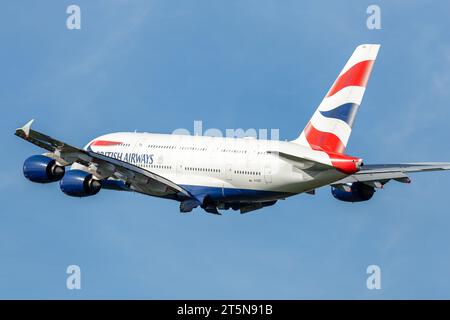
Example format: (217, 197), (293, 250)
(60, 170), (102, 197)
(331, 182), (375, 202)
(23, 155), (65, 183)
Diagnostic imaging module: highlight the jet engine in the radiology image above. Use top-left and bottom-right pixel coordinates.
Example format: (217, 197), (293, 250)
(331, 182), (375, 202)
(23, 155), (65, 183)
(60, 169), (102, 197)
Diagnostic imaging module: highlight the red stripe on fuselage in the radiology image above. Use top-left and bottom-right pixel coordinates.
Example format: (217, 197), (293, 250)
(91, 140), (122, 146)
(303, 122), (345, 154)
(327, 60), (374, 97)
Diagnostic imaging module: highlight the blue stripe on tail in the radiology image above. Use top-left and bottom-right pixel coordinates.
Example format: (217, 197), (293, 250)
(319, 103), (359, 127)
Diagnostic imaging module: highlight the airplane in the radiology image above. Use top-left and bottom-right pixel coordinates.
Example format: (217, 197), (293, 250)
(15, 44), (450, 214)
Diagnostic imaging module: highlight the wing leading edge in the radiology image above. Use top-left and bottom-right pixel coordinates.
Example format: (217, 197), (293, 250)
(15, 120), (190, 198)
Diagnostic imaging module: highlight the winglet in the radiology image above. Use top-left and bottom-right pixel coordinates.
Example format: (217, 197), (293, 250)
(16, 119), (34, 138)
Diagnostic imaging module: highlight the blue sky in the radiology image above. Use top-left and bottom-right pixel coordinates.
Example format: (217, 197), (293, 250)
(1, 0), (450, 299)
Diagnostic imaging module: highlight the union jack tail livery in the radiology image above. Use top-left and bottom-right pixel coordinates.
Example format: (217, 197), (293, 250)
(293, 44), (380, 154)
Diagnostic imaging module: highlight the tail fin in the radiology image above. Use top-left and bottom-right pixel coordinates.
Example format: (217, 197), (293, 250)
(292, 44), (380, 154)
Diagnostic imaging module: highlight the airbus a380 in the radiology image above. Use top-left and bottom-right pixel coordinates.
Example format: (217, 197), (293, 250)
(16, 44), (450, 214)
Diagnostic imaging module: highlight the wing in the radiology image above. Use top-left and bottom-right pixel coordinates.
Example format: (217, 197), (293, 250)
(15, 120), (190, 197)
(332, 163), (450, 188)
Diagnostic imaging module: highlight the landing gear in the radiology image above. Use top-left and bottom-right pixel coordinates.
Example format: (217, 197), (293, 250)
(179, 197), (277, 215)
(201, 205), (220, 215)
(179, 199), (199, 213)
(201, 196), (221, 215)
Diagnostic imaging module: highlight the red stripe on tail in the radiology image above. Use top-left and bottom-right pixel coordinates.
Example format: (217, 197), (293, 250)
(327, 60), (374, 97)
(303, 122), (345, 154)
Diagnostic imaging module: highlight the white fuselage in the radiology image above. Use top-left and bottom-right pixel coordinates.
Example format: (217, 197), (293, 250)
(81, 132), (347, 203)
